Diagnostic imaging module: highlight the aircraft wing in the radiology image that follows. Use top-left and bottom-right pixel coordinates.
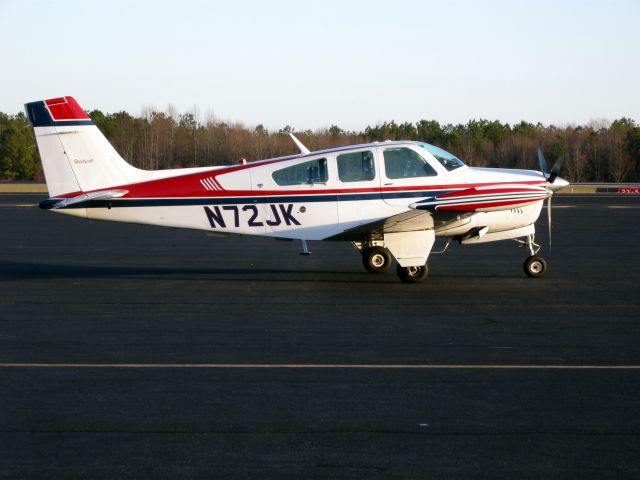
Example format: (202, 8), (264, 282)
(329, 209), (431, 241)
(328, 209), (472, 241)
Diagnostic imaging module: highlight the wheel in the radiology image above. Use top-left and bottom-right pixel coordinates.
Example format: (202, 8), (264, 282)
(396, 264), (429, 283)
(362, 246), (392, 274)
(524, 255), (547, 278)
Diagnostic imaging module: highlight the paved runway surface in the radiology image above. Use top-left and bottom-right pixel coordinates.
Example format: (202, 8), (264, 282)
(1, 194), (639, 478)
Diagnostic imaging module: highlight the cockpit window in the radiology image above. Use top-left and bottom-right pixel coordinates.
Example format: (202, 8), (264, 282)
(337, 150), (375, 182)
(417, 142), (465, 171)
(383, 147), (437, 179)
(272, 158), (328, 185)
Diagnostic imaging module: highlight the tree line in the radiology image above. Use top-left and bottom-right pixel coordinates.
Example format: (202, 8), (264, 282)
(1, 108), (639, 183)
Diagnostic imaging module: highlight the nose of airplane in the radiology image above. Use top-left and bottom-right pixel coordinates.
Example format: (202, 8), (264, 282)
(549, 176), (569, 192)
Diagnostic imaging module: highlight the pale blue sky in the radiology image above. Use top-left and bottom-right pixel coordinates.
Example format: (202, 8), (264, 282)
(1, 0), (638, 130)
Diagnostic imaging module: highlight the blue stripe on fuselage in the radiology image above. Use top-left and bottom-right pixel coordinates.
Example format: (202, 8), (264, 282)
(55, 189), (445, 209)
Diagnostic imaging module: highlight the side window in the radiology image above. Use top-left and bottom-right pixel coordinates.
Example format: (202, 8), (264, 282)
(272, 158), (328, 186)
(337, 150), (376, 182)
(383, 147), (437, 179)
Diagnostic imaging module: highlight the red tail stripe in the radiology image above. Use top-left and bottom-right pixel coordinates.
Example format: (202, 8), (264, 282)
(44, 96), (90, 121)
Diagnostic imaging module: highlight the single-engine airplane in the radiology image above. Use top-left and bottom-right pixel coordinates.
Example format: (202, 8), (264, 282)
(26, 96), (569, 283)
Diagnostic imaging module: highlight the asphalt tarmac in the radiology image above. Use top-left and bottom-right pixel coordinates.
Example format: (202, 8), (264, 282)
(1, 194), (639, 479)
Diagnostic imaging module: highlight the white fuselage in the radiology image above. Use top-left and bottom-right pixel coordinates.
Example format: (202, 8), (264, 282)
(55, 142), (545, 241)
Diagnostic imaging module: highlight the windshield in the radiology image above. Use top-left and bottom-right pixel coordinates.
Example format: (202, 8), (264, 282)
(416, 142), (465, 171)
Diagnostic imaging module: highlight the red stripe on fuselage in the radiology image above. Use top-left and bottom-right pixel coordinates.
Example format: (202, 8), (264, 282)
(437, 186), (546, 199)
(118, 181), (545, 199)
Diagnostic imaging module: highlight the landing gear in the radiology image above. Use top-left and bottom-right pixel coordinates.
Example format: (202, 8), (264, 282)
(362, 246), (392, 274)
(353, 239), (430, 283)
(396, 264), (429, 283)
(524, 255), (547, 278)
(521, 233), (547, 278)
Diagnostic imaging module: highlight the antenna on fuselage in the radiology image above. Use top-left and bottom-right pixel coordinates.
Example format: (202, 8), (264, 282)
(288, 132), (310, 154)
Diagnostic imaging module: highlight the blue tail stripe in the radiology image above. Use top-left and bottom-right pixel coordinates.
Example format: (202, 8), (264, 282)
(24, 101), (53, 127)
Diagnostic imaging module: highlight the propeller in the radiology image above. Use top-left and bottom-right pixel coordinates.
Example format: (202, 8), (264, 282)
(537, 147), (564, 184)
(548, 157), (564, 184)
(536, 148), (548, 177)
(536, 148), (566, 249)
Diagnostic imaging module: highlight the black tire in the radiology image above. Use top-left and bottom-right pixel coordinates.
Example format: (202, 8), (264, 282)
(524, 255), (547, 278)
(362, 246), (392, 274)
(396, 264), (429, 283)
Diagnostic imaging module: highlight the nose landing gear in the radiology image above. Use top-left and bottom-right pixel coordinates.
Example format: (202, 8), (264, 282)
(524, 255), (547, 277)
(521, 233), (547, 278)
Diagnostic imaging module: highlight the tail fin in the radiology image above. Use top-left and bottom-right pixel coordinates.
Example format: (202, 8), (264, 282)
(25, 96), (143, 197)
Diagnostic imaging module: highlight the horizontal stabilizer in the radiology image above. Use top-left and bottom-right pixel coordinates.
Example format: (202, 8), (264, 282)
(39, 189), (129, 210)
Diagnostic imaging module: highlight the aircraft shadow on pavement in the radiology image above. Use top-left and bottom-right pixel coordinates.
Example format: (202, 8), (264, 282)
(0, 259), (298, 278)
(0, 259), (398, 283)
(0, 259), (526, 283)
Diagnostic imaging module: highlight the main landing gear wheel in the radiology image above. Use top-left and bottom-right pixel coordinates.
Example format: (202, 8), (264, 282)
(396, 264), (429, 283)
(362, 246), (392, 274)
(524, 255), (547, 278)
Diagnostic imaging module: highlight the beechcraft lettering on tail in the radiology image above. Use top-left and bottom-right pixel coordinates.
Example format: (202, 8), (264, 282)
(26, 96), (569, 283)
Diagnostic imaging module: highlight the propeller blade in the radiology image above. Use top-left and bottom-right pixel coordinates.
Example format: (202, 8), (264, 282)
(547, 194), (552, 249)
(537, 147), (549, 175)
(548, 156), (564, 184)
(538, 147), (561, 248)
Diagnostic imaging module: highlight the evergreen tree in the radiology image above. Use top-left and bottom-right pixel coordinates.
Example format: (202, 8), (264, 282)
(0, 114), (37, 180)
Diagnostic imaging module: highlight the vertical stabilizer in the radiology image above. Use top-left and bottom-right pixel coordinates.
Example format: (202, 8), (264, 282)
(25, 96), (144, 197)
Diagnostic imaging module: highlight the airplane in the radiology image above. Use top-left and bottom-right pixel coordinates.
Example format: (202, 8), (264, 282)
(25, 96), (569, 283)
